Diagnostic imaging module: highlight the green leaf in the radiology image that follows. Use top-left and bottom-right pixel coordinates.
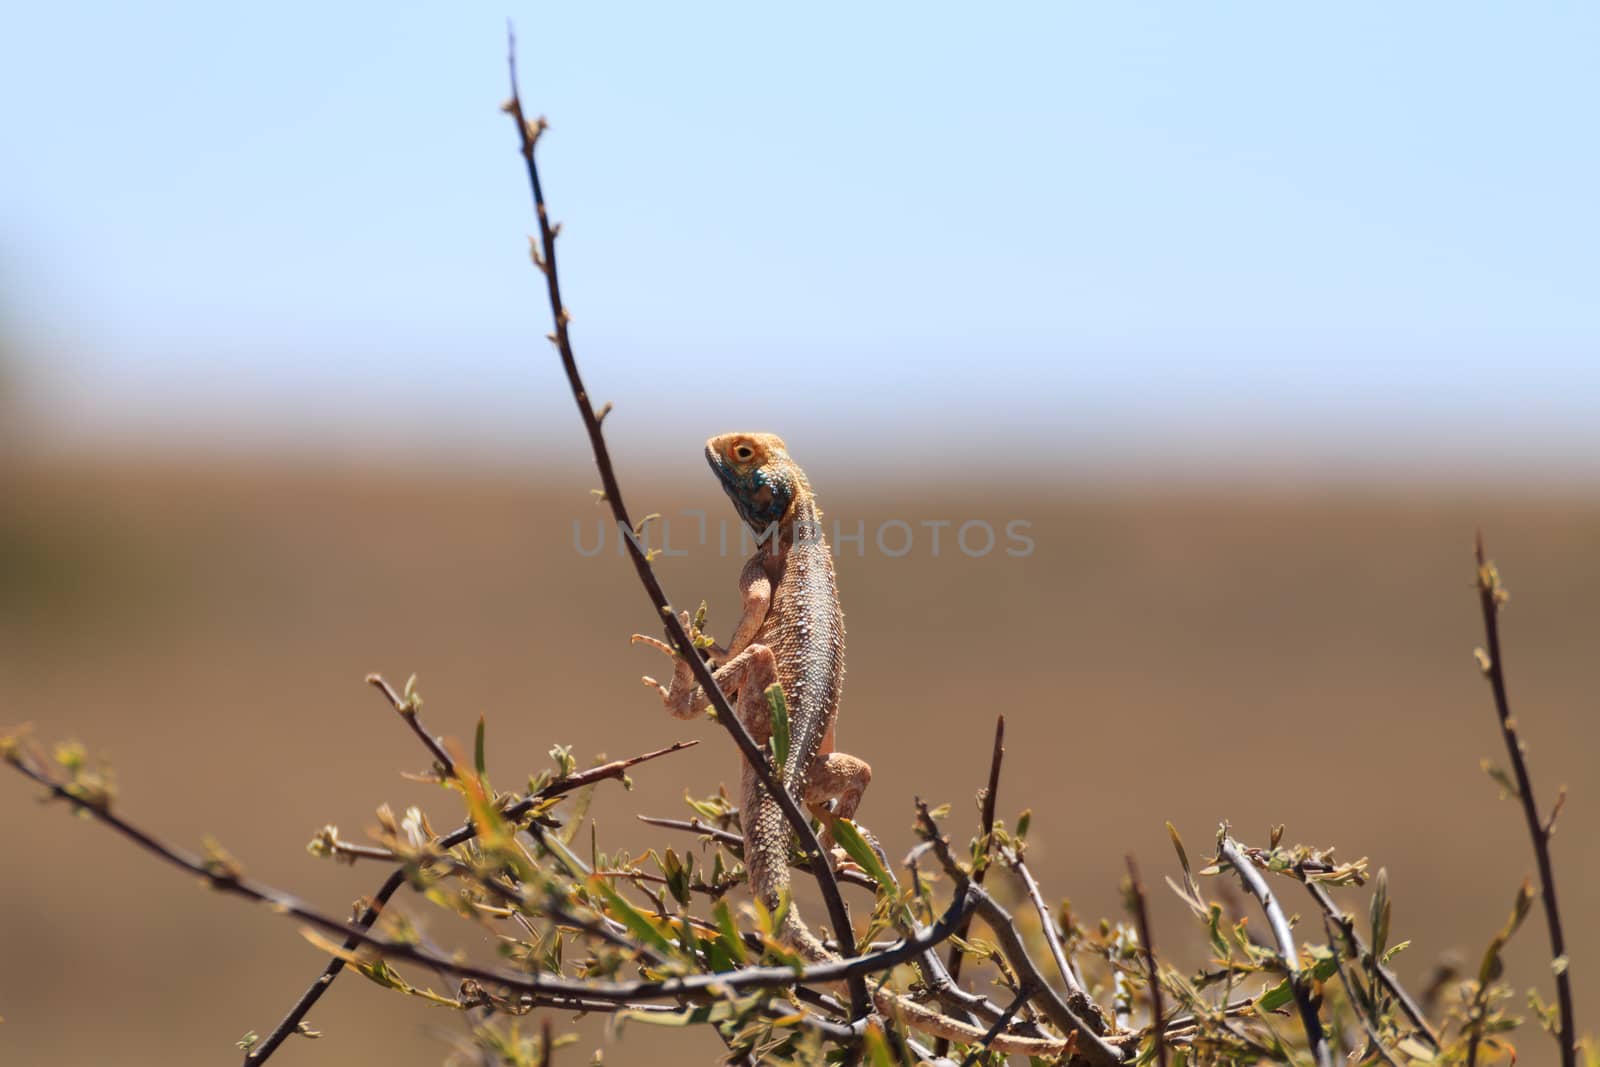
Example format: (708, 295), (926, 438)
(660, 847), (691, 907)
(832, 818), (895, 894)
(712, 899), (748, 965)
(1258, 955), (1339, 1011)
(474, 716), (488, 779)
(1369, 867), (1391, 959)
(1381, 939), (1411, 965)
(765, 684), (790, 779)
(590, 875), (677, 958)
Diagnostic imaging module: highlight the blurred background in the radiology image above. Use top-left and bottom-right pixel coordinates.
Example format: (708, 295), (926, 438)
(2, 4), (1596, 1065)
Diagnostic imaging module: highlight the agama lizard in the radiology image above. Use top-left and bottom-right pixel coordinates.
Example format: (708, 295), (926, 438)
(632, 431), (868, 959)
(633, 432), (1108, 1060)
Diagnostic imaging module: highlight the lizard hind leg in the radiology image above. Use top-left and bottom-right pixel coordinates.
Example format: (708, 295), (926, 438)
(803, 752), (874, 871)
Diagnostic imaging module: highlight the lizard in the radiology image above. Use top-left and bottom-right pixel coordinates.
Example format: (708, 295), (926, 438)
(633, 433), (1117, 1062)
(632, 431), (867, 960)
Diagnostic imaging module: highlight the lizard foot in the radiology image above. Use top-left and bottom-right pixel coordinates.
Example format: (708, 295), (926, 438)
(630, 610), (706, 660)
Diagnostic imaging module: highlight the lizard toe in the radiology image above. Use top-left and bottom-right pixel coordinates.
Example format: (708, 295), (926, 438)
(630, 634), (676, 658)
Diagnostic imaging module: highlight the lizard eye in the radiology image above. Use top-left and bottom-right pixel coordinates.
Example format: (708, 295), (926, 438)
(732, 442), (756, 462)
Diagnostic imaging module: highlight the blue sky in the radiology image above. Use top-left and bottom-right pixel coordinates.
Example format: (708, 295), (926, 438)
(4, 3), (1597, 480)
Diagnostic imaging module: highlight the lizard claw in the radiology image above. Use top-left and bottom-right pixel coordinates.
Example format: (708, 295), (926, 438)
(639, 675), (669, 699)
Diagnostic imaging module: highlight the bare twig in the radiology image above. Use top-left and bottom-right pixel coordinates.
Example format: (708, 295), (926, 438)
(367, 673), (455, 776)
(1004, 846), (1089, 1000)
(935, 715), (1004, 1058)
(1125, 856), (1168, 1067)
(1297, 872), (1439, 1048)
(501, 29), (867, 1021)
(1473, 534), (1576, 1067)
(1216, 835), (1331, 1067)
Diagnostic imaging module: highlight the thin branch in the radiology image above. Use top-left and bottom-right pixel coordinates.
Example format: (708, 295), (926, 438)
(1297, 871), (1439, 1048)
(1216, 835), (1331, 1067)
(936, 716), (1005, 1057)
(502, 29), (867, 1021)
(915, 801), (1125, 1067)
(367, 673), (455, 776)
(6, 743), (979, 1020)
(1474, 533), (1576, 1067)
(1323, 918), (1404, 1067)
(1125, 855), (1168, 1067)
(245, 731), (697, 1064)
(246, 867), (409, 1061)
(959, 987), (1038, 1067)
(1003, 845), (1089, 1001)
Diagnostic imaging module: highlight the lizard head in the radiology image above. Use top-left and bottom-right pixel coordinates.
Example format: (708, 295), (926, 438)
(705, 432), (808, 532)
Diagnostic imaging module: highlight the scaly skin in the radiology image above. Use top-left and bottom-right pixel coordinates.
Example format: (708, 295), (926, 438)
(634, 434), (1113, 1061)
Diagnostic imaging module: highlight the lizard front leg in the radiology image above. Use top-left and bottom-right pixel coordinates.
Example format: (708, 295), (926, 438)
(631, 555), (771, 719)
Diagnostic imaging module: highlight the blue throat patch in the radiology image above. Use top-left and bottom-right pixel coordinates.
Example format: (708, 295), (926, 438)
(722, 466), (793, 530)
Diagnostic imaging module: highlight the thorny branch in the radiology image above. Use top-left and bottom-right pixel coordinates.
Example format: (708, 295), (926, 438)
(500, 29), (869, 1022)
(1473, 534), (1576, 1067)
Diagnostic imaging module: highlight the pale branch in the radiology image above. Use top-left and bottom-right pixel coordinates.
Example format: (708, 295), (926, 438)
(502, 31), (868, 1020)
(1216, 835), (1332, 1067)
(1474, 533), (1576, 1067)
